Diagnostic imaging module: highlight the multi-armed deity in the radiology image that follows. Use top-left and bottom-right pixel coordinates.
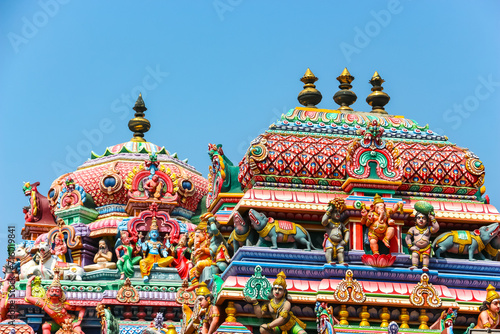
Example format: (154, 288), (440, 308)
(361, 194), (403, 254)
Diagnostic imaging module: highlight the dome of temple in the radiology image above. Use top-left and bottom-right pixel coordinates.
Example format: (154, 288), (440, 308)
(239, 107), (485, 200)
(47, 95), (208, 225)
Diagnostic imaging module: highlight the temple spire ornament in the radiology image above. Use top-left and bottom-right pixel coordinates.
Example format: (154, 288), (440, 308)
(297, 68), (322, 108)
(366, 71), (390, 114)
(333, 68), (357, 111)
(128, 93), (151, 142)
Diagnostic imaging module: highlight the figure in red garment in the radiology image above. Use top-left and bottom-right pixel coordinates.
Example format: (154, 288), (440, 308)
(168, 234), (191, 280)
(51, 233), (68, 262)
(25, 271), (85, 334)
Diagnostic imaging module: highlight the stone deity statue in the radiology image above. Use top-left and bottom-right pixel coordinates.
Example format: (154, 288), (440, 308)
(321, 198), (349, 265)
(361, 194), (403, 254)
(245, 271), (307, 334)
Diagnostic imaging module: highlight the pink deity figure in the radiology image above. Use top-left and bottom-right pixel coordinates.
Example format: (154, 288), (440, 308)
(0, 264), (15, 322)
(51, 233), (68, 262)
(26, 272), (85, 334)
(144, 175), (163, 199)
(360, 194), (403, 255)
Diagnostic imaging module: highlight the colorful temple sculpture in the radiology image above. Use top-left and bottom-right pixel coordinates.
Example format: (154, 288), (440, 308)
(3, 69), (500, 334)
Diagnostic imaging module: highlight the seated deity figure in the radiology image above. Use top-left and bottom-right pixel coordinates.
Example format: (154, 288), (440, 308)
(405, 203), (439, 271)
(137, 218), (171, 283)
(361, 194), (403, 254)
(115, 230), (142, 280)
(83, 239), (117, 272)
(245, 271), (307, 334)
(473, 284), (500, 330)
(51, 233), (68, 262)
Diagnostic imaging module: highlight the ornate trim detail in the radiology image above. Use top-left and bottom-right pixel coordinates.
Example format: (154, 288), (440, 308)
(334, 269), (366, 303)
(243, 265), (272, 301)
(116, 278), (140, 303)
(410, 273), (441, 307)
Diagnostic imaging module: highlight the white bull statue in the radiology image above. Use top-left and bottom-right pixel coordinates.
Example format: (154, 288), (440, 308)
(14, 242), (85, 280)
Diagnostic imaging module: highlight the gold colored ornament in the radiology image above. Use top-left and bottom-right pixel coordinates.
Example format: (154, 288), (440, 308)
(486, 284), (500, 303)
(273, 271), (287, 289)
(334, 270), (366, 303)
(410, 273), (441, 307)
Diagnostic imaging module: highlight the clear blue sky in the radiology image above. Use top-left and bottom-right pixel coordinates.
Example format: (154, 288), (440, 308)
(1, 1), (499, 249)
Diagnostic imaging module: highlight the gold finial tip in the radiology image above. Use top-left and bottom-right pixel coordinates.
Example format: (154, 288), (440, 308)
(341, 68), (351, 76)
(304, 68), (314, 77)
(371, 71), (382, 80)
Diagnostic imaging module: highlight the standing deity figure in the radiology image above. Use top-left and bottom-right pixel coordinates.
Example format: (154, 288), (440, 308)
(405, 202), (439, 271)
(51, 233), (68, 262)
(115, 230), (142, 280)
(196, 282), (220, 334)
(83, 239), (116, 272)
(25, 272), (85, 334)
(188, 214), (212, 285)
(138, 218), (171, 283)
(471, 284), (500, 330)
(321, 198), (350, 265)
(361, 194), (403, 254)
(245, 271), (306, 334)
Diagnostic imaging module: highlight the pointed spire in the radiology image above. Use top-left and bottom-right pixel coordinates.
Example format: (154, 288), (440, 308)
(128, 93), (151, 142)
(366, 71), (390, 114)
(333, 68), (357, 111)
(297, 68), (322, 108)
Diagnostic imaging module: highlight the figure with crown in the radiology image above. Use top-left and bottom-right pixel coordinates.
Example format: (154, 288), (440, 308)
(361, 194), (403, 254)
(25, 269), (86, 334)
(467, 285), (500, 331)
(137, 217), (172, 283)
(245, 271), (306, 334)
(188, 213), (212, 286)
(196, 282), (220, 334)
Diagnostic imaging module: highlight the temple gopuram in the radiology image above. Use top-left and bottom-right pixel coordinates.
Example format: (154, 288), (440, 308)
(3, 69), (500, 334)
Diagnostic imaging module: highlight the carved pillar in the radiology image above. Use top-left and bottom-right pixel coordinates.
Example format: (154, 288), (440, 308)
(123, 306), (132, 321)
(400, 308), (410, 328)
(339, 305), (349, 325)
(351, 222), (364, 251)
(137, 306), (146, 321)
(225, 302), (236, 322)
(419, 309), (429, 329)
(359, 306), (370, 327)
(380, 307), (390, 327)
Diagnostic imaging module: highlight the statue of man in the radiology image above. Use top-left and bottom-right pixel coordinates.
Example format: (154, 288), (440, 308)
(137, 218), (171, 283)
(196, 282), (220, 334)
(321, 198), (349, 265)
(473, 284), (500, 330)
(360, 194), (403, 254)
(245, 271), (307, 334)
(25, 272), (85, 334)
(405, 204), (439, 271)
(83, 239), (117, 272)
